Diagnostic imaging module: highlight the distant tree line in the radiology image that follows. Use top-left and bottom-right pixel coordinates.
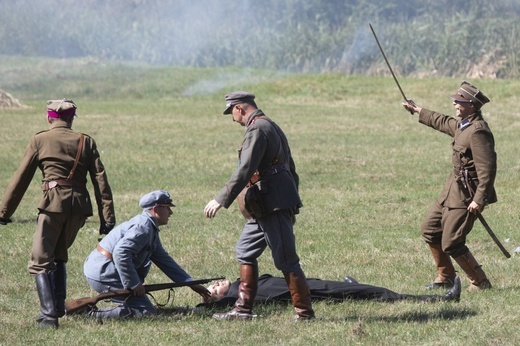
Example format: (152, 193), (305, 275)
(0, 0), (518, 78)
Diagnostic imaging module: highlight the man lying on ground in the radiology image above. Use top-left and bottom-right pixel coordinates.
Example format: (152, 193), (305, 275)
(198, 274), (461, 310)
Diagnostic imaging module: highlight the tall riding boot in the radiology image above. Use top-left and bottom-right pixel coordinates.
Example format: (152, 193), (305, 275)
(283, 269), (315, 321)
(35, 273), (59, 329)
(35, 262), (66, 322)
(212, 264), (258, 320)
(453, 251), (492, 291)
(425, 243), (456, 289)
(54, 261), (67, 318)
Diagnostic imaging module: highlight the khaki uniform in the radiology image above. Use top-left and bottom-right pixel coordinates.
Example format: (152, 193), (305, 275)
(419, 109), (497, 255)
(0, 119), (115, 274)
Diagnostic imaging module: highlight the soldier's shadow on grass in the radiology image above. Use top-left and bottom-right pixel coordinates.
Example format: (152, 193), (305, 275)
(175, 301), (477, 323)
(340, 306), (477, 323)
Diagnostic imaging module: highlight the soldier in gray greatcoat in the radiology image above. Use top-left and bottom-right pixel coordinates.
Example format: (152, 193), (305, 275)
(402, 81), (496, 291)
(204, 91), (314, 321)
(0, 99), (116, 328)
(83, 190), (210, 319)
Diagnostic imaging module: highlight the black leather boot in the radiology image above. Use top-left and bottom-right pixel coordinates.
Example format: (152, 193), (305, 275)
(442, 276), (461, 302)
(54, 261), (67, 318)
(35, 273), (58, 329)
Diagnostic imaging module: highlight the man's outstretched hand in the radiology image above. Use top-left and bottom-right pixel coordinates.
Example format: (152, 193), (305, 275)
(204, 199), (222, 218)
(402, 100), (422, 114)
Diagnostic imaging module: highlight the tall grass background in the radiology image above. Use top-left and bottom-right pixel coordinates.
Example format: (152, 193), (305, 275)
(0, 0), (518, 77)
(0, 57), (519, 345)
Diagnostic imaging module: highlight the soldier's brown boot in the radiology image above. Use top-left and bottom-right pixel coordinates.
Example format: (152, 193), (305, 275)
(212, 264), (258, 320)
(425, 243), (456, 289)
(283, 269), (315, 321)
(454, 251), (492, 291)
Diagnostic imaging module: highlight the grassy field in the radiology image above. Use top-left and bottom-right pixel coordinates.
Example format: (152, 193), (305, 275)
(1, 57), (520, 345)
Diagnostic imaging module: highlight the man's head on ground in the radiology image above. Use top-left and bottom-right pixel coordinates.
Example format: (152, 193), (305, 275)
(203, 279), (232, 302)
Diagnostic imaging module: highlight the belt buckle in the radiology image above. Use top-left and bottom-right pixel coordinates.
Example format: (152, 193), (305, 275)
(48, 181), (58, 189)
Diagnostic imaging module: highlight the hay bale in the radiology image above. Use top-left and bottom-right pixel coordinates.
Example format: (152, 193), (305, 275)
(0, 89), (28, 109)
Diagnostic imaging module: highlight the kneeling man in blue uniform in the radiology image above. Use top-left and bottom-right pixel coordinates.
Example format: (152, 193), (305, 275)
(83, 190), (210, 318)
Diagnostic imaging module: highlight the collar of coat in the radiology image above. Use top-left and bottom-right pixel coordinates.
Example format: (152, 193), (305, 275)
(246, 109), (266, 127)
(459, 111), (483, 130)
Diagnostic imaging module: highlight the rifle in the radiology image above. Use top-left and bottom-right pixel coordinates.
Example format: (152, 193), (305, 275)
(458, 170), (511, 258)
(65, 276), (225, 315)
(369, 23), (414, 114)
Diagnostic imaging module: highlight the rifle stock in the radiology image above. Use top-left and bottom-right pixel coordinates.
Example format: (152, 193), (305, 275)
(65, 276), (224, 315)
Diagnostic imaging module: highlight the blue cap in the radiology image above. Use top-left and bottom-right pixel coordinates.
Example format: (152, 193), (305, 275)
(139, 190), (176, 210)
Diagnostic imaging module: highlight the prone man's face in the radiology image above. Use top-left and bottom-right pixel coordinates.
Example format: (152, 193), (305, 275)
(207, 279), (232, 301)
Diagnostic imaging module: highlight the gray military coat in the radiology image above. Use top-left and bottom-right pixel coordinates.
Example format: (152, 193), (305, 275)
(215, 109), (302, 214)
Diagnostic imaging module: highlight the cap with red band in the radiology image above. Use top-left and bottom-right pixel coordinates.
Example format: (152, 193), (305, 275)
(46, 99), (77, 118)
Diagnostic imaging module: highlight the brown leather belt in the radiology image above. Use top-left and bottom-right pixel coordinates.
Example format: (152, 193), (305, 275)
(96, 244), (113, 260)
(43, 179), (85, 191)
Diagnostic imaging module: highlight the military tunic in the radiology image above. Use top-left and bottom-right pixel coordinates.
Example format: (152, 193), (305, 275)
(418, 109), (497, 256)
(0, 119), (115, 274)
(214, 109), (304, 272)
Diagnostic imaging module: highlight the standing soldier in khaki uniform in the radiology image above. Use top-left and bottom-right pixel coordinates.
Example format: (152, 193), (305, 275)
(204, 91), (315, 321)
(0, 99), (116, 328)
(402, 81), (496, 291)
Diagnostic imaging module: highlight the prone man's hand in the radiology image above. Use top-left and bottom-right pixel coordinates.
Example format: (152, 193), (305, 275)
(0, 217), (12, 226)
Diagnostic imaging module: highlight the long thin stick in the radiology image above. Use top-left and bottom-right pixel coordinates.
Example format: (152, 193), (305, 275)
(476, 213), (511, 258)
(369, 23), (408, 102)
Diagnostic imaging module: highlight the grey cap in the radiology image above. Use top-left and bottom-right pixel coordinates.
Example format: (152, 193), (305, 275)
(223, 91), (255, 114)
(139, 190), (176, 210)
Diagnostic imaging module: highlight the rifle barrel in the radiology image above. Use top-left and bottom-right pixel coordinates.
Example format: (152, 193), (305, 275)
(65, 276), (225, 315)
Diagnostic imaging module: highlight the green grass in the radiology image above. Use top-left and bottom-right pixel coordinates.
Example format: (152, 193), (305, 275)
(1, 57), (520, 345)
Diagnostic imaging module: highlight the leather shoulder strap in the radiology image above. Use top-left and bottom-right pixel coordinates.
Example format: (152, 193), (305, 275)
(67, 133), (84, 181)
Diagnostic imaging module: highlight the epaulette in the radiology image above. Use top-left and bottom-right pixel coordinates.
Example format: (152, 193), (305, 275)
(473, 121), (484, 129)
